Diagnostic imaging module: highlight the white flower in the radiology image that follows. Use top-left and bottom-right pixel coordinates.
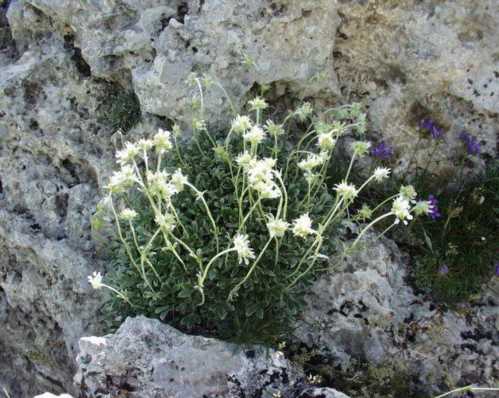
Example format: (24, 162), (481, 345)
(334, 181), (358, 200)
(231, 115), (252, 134)
(137, 138), (154, 151)
(265, 120), (285, 137)
(233, 234), (255, 265)
(147, 171), (178, 201)
(116, 142), (139, 166)
(171, 169), (188, 192)
(236, 152), (254, 169)
(107, 165), (136, 193)
(373, 167), (391, 182)
(298, 153), (327, 172)
(317, 133), (336, 151)
(243, 125), (266, 145)
(351, 141), (371, 157)
(153, 129), (173, 152)
(331, 121), (347, 136)
(399, 185), (417, 202)
(253, 180), (281, 199)
(88, 271), (103, 290)
(246, 158), (276, 185)
(267, 216), (289, 238)
(119, 208), (137, 221)
(294, 102), (313, 121)
(248, 97), (268, 111)
(391, 197), (413, 225)
(292, 213), (315, 239)
(154, 212), (176, 232)
(357, 204), (373, 221)
(192, 119), (206, 131)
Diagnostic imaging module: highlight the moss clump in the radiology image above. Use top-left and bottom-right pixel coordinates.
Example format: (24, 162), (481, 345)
(97, 82), (141, 132)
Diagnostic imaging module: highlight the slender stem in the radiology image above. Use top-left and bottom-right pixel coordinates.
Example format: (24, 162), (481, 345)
(288, 238), (320, 280)
(238, 197), (261, 232)
(344, 153), (356, 182)
(168, 231), (203, 271)
(109, 198), (149, 287)
(168, 202), (188, 236)
(350, 212), (394, 249)
(419, 139), (439, 182)
(215, 80), (237, 116)
(186, 182), (219, 251)
(128, 220), (158, 288)
(433, 385), (499, 398)
(224, 127), (235, 153)
(371, 194), (399, 215)
(101, 283), (135, 307)
(403, 135), (422, 179)
(274, 237), (280, 267)
(287, 237), (324, 289)
(321, 197), (345, 228)
(228, 237), (273, 301)
(198, 248), (236, 289)
(273, 171), (288, 220)
(283, 129), (316, 182)
(159, 227), (187, 272)
(173, 134), (188, 168)
(238, 185), (251, 226)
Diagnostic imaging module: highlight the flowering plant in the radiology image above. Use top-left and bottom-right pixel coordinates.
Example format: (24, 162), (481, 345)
(91, 84), (427, 341)
(366, 116), (497, 302)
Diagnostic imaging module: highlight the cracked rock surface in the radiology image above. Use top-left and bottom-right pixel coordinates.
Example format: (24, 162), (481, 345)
(73, 316), (350, 398)
(295, 233), (499, 396)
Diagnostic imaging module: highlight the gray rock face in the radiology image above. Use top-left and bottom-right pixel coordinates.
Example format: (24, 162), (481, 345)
(7, 0), (339, 126)
(295, 233), (499, 396)
(74, 316), (350, 398)
(335, 0), (498, 174)
(0, 1), (338, 395)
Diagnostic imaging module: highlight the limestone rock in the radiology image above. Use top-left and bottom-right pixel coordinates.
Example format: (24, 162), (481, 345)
(335, 0), (498, 174)
(74, 316), (350, 398)
(7, 0), (339, 126)
(295, 233), (499, 396)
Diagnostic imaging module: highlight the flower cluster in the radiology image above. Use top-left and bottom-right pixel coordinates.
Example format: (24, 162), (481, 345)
(420, 118), (443, 139)
(427, 194), (441, 220)
(459, 131), (481, 156)
(370, 141), (394, 160)
(92, 94), (419, 341)
(242, 157), (281, 199)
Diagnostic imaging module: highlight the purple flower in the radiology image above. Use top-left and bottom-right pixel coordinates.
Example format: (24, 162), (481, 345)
(495, 262), (499, 277)
(458, 131), (481, 156)
(438, 264), (449, 275)
(420, 118), (443, 139)
(428, 194), (442, 220)
(370, 141), (394, 160)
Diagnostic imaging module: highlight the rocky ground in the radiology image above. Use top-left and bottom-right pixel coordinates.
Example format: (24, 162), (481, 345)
(0, 0), (497, 397)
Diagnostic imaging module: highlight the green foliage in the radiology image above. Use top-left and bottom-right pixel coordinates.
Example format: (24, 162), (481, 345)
(93, 90), (406, 344)
(412, 162), (499, 302)
(362, 128), (498, 303)
(97, 82), (141, 132)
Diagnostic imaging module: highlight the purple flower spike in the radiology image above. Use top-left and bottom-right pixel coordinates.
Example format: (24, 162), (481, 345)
(495, 262), (499, 277)
(438, 264), (449, 275)
(428, 194), (442, 220)
(459, 131), (481, 156)
(420, 118), (443, 139)
(371, 141), (394, 160)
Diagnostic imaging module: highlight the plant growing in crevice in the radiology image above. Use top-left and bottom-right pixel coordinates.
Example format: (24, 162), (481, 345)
(90, 79), (428, 343)
(97, 82), (141, 132)
(362, 118), (498, 303)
